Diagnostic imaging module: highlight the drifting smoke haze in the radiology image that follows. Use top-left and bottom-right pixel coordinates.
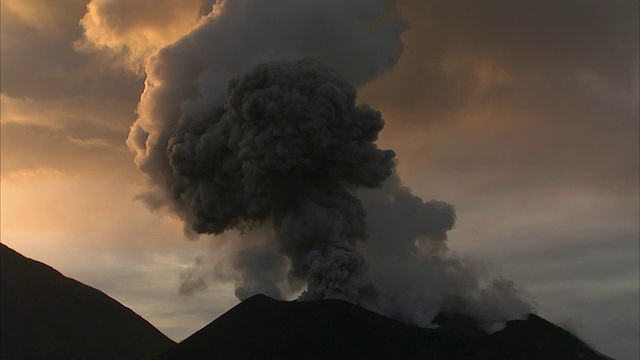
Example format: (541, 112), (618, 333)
(358, 176), (531, 327)
(117, 0), (533, 328)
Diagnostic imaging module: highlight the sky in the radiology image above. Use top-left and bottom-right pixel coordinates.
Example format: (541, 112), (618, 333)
(1, 0), (638, 359)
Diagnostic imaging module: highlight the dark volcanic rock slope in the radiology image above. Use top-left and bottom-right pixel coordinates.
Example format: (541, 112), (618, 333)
(158, 294), (434, 360)
(157, 294), (613, 360)
(0, 243), (175, 360)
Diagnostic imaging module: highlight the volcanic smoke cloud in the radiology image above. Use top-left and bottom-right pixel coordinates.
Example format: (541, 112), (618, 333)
(126, 0), (531, 328)
(168, 58), (394, 301)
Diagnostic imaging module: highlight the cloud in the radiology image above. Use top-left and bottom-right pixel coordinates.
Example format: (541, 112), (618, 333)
(1, 1), (142, 177)
(0, 94), (136, 131)
(1, 0), (142, 101)
(353, 2), (638, 355)
(362, 0), (638, 113)
(78, 0), (216, 72)
(357, 0), (638, 202)
(1, 0), (87, 35)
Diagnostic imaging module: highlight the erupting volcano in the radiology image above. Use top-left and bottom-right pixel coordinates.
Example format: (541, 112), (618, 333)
(127, 0), (530, 331)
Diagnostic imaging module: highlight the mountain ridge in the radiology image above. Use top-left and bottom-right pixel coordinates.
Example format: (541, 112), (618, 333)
(0, 243), (175, 360)
(157, 293), (614, 360)
(0, 243), (614, 360)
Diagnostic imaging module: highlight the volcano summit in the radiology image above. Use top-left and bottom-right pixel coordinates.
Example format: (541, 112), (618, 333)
(156, 294), (613, 360)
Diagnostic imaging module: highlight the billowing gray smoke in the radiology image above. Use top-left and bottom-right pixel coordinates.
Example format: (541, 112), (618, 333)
(128, 0), (531, 330)
(168, 58), (394, 301)
(358, 176), (531, 328)
(128, 0), (405, 304)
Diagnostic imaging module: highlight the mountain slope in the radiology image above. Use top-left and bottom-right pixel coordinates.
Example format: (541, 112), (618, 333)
(157, 294), (613, 360)
(0, 243), (175, 360)
(157, 294), (434, 359)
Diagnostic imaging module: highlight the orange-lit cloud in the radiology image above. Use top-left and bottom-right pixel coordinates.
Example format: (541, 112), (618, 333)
(359, 0), (639, 197)
(78, 0), (215, 72)
(2, 0), (86, 35)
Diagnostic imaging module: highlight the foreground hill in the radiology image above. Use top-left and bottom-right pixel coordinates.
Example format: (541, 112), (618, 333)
(0, 243), (175, 360)
(157, 294), (613, 360)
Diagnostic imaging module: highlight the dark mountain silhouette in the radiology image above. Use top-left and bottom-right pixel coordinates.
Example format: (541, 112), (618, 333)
(156, 294), (614, 360)
(0, 242), (615, 360)
(0, 243), (175, 360)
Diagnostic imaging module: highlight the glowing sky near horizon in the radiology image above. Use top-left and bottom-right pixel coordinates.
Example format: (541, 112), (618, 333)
(1, 1), (638, 359)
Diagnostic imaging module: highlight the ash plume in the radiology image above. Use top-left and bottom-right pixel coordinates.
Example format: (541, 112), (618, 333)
(126, 0), (532, 329)
(357, 175), (531, 328)
(169, 58), (394, 301)
(128, 0), (405, 303)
